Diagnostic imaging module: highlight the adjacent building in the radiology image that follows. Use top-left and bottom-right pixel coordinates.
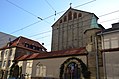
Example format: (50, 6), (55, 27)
(0, 32), (16, 48)
(97, 22), (119, 79)
(0, 36), (47, 79)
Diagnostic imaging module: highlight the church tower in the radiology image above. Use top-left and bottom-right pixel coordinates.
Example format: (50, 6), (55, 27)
(51, 8), (100, 51)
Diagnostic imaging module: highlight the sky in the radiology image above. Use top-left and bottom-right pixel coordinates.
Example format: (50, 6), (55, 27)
(0, 0), (119, 51)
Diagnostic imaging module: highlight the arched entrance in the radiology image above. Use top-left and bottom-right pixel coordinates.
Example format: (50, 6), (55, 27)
(64, 62), (81, 79)
(60, 57), (91, 79)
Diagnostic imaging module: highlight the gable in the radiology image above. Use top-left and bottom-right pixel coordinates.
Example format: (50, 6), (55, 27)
(0, 36), (47, 52)
(51, 8), (97, 27)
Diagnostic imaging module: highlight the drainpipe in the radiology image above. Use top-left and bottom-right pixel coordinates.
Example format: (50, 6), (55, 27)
(101, 32), (107, 79)
(95, 36), (99, 79)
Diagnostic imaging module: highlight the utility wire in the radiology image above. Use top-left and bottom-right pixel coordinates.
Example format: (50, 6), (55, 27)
(44, 0), (56, 12)
(0, 13), (119, 46)
(0, 20), (41, 41)
(44, 0), (96, 20)
(99, 18), (119, 23)
(74, 0), (96, 8)
(6, 0), (51, 24)
(28, 30), (51, 37)
(6, 0), (43, 20)
(99, 9), (119, 17)
(1, 0), (119, 44)
(1, 7), (119, 39)
(10, 21), (41, 34)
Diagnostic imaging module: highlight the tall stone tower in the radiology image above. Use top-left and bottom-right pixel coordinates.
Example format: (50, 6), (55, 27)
(51, 8), (100, 51)
(51, 8), (105, 79)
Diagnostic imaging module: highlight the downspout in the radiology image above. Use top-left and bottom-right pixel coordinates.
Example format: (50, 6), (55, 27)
(101, 32), (107, 79)
(95, 36), (99, 79)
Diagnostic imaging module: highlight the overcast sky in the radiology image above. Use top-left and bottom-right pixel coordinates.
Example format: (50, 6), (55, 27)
(0, 0), (119, 51)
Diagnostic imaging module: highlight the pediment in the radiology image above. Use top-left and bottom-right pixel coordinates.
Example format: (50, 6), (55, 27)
(51, 7), (96, 27)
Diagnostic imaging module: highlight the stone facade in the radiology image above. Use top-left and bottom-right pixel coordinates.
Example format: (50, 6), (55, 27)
(51, 8), (104, 79)
(51, 8), (99, 51)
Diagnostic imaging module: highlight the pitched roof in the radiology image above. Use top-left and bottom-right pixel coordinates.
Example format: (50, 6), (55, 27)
(15, 47), (87, 61)
(51, 7), (98, 27)
(0, 36), (47, 52)
(97, 22), (119, 35)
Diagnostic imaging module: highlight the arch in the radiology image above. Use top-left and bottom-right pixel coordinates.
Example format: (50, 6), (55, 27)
(36, 62), (46, 77)
(59, 57), (91, 79)
(60, 19), (62, 23)
(73, 12), (77, 19)
(78, 13), (82, 18)
(68, 11), (72, 20)
(64, 16), (67, 22)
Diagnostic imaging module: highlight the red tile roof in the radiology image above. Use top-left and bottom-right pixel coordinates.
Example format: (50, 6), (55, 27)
(16, 47), (87, 61)
(0, 36), (47, 52)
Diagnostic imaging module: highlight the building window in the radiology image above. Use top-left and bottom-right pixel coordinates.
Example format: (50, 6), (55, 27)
(78, 13), (82, 17)
(36, 63), (46, 77)
(33, 46), (36, 50)
(8, 60), (11, 67)
(30, 45), (33, 49)
(64, 16), (67, 22)
(5, 50), (8, 56)
(90, 36), (93, 42)
(60, 20), (62, 23)
(26, 52), (32, 55)
(25, 43), (29, 48)
(103, 39), (110, 49)
(26, 61), (33, 78)
(68, 11), (72, 20)
(3, 61), (6, 67)
(73, 12), (77, 19)
(1, 50), (4, 57)
(111, 37), (118, 48)
(9, 49), (12, 56)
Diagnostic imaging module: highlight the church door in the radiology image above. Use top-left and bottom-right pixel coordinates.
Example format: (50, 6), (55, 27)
(64, 62), (81, 79)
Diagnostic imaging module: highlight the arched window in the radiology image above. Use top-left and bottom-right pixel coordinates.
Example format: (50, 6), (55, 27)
(73, 12), (77, 19)
(36, 62), (46, 77)
(26, 60), (33, 78)
(68, 11), (72, 20)
(78, 13), (82, 17)
(64, 16), (67, 22)
(60, 19), (62, 23)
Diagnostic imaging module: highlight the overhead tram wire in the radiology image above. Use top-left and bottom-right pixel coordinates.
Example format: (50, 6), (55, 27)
(6, 0), (51, 24)
(28, 30), (51, 37)
(0, 20), (42, 42)
(28, 13), (119, 39)
(74, 0), (96, 8)
(44, 0), (96, 20)
(6, 0), (39, 18)
(24, 0), (97, 37)
(99, 9), (119, 17)
(10, 20), (41, 34)
(18, 0), (119, 38)
(44, 0), (56, 12)
(1, 0), (119, 36)
(0, 0), (97, 43)
(44, 0), (61, 21)
(99, 18), (119, 23)
(0, 0), (118, 44)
